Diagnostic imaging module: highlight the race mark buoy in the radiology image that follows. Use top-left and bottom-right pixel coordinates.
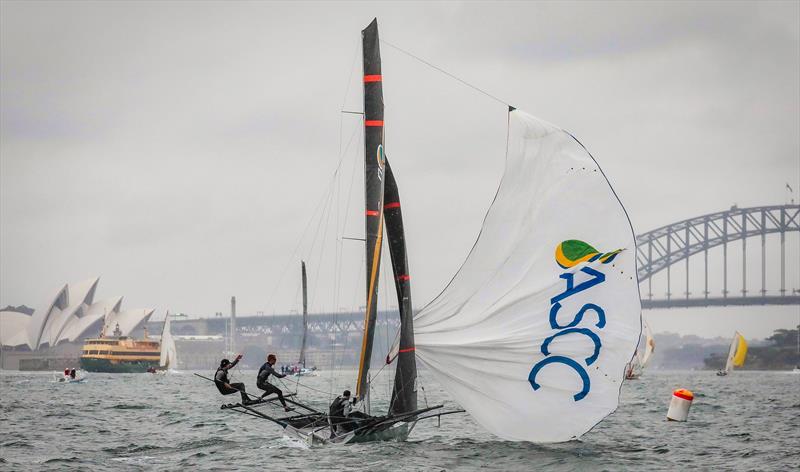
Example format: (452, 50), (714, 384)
(666, 388), (693, 422)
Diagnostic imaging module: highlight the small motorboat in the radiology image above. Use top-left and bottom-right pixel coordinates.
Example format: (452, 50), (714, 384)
(54, 368), (87, 383)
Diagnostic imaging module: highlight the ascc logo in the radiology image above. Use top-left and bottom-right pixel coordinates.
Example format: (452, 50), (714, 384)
(528, 240), (622, 401)
(376, 144), (385, 181)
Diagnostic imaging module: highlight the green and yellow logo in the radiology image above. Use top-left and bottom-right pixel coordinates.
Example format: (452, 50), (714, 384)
(555, 240), (622, 269)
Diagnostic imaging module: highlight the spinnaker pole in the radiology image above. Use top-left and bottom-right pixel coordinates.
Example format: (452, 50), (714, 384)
(355, 17), (386, 408)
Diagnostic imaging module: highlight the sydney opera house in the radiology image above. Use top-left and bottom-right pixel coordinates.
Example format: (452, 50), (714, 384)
(0, 277), (153, 369)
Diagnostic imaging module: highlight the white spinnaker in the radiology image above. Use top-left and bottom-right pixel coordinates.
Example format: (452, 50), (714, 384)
(640, 321), (655, 368)
(413, 109), (641, 443)
(160, 315), (178, 369)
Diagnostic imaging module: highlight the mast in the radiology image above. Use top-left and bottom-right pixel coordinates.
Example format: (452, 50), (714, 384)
(299, 260), (308, 368)
(230, 296), (236, 354)
(355, 18), (386, 406)
(384, 159), (418, 416)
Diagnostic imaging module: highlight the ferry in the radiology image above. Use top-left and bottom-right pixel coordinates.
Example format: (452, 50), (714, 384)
(79, 327), (160, 373)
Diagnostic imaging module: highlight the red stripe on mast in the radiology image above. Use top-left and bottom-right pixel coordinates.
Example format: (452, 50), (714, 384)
(364, 75), (382, 82)
(365, 120), (384, 127)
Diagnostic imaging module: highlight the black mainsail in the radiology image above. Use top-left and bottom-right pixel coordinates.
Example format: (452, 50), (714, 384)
(299, 260), (308, 368)
(355, 18), (386, 405)
(384, 159), (418, 416)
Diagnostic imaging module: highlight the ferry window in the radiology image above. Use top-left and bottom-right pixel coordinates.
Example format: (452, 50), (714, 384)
(90, 350), (98, 355)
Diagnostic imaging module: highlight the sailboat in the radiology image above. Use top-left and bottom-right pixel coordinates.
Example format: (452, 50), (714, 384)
(213, 20), (450, 445)
(717, 331), (747, 376)
(793, 326), (800, 373)
(625, 321), (655, 379)
(291, 261), (316, 376)
(155, 312), (178, 373)
(214, 18), (641, 445)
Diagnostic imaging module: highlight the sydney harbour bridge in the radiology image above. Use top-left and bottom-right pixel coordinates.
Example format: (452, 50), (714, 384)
(167, 204), (799, 339)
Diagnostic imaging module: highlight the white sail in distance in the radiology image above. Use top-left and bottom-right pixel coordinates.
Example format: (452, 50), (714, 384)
(640, 321), (655, 368)
(160, 313), (178, 370)
(413, 109), (641, 443)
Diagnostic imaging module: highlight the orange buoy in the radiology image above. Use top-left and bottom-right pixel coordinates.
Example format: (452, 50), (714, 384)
(667, 388), (694, 421)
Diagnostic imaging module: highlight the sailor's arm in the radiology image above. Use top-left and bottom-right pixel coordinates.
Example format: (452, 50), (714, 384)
(226, 354), (243, 371)
(266, 363), (286, 378)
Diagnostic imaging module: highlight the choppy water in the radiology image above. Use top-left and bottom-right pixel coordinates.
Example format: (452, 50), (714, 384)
(1, 369), (798, 471)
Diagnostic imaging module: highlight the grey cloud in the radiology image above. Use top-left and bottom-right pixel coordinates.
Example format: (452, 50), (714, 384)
(1, 1), (798, 339)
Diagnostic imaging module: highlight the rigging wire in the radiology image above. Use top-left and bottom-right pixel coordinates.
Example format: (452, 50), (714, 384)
(381, 38), (510, 108)
(279, 376), (331, 396)
(263, 108), (361, 316)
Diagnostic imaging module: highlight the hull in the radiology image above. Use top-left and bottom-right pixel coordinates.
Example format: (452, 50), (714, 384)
(291, 368), (318, 377)
(346, 422), (411, 444)
(283, 421), (412, 447)
(80, 357), (159, 373)
(54, 375), (87, 383)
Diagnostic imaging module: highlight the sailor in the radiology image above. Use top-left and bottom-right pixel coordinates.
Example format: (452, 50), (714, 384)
(69, 369), (76, 379)
(214, 354), (254, 405)
(256, 354), (293, 412)
(328, 390), (353, 437)
(64, 368), (70, 378)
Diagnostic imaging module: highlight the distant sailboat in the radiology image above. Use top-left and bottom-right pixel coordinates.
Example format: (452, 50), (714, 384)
(158, 312), (178, 372)
(717, 331), (747, 376)
(793, 326), (799, 373)
(292, 261), (316, 376)
(626, 321), (655, 379)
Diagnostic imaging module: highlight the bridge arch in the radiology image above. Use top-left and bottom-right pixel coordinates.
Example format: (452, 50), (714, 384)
(635, 204), (799, 308)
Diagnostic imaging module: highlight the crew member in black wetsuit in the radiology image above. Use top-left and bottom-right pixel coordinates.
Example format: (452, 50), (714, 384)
(328, 390), (353, 437)
(214, 354), (253, 405)
(257, 354), (293, 412)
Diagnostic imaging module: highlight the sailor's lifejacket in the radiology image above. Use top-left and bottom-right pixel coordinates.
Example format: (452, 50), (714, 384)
(329, 396), (346, 418)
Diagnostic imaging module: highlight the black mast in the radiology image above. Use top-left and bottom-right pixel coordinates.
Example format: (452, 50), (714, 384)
(384, 159), (418, 416)
(355, 18), (386, 406)
(299, 260), (308, 368)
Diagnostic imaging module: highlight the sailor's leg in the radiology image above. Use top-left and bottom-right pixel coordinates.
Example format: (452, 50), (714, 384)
(274, 386), (287, 407)
(230, 382), (249, 403)
(259, 382), (289, 408)
(257, 381), (269, 399)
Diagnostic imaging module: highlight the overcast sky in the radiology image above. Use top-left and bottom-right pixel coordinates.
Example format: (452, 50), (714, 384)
(2, 1), (798, 339)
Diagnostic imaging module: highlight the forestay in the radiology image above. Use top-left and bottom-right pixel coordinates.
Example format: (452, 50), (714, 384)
(413, 109), (641, 443)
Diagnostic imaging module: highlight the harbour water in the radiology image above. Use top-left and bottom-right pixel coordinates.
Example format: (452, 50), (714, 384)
(1, 369), (798, 471)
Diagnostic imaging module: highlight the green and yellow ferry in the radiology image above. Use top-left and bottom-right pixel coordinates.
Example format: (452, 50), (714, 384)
(79, 332), (160, 373)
